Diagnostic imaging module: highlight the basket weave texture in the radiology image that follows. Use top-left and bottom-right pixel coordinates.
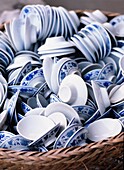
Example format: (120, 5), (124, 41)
(0, 10), (124, 170)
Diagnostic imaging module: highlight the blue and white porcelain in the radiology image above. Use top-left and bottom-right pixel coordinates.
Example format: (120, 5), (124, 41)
(50, 58), (69, 93)
(17, 113), (24, 121)
(21, 101), (32, 114)
(92, 22), (112, 57)
(0, 36), (14, 62)
(8, 85), (38, 98)
(13, 61), (32, 85)
(38, 146), (48, 152)
(33, 82), (52, 100)
(38, 36), (75, 52)
(53, 124), (82, 149)
(58, 59), (80, 85)
(28, 123), (60, 148)
(17, 115), (55, 141)
(94, 80), (113, 88)
(0, 5), (124, 152)
(84, 109), (101, 125)
(68, 117), (80, 126)
(117, 40), (124, 48)
(0, 135), (31, 150)
(77, 30), (99, 62)
(73, 105), (95, 121)
(83, 69), (101, 82)
(86, 99), (97, 110)
(8, 68), (22, 86)
(96, 108), (112, 120)
(20, 5), (79, 41)
(111, 101), (124, 113)
(50, 93), (62, 103)
(0, 131), (15, 145)
(6, 91), (20, 125)
(97, 63), (116, 81)
(71, 34), (94, 62)
(118, 109), (124, 117)
(91, 81), (110, 115)
(64, 127), (87, 147)
(42, 57), (54, 90)
(21, 68), (45, 88)
(81, 63), (102, 77)
(0, 83), (7, 108)
(6, 56), (41, 73)
(110, 15), (124, 27)
(109, 15), (124, 37)
(112, 109), (121, 119)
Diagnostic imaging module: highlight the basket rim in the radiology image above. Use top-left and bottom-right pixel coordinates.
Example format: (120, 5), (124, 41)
(0, 132), (123, 162)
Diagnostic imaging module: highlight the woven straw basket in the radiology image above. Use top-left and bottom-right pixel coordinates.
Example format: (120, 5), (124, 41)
(0, 10), (124, 170)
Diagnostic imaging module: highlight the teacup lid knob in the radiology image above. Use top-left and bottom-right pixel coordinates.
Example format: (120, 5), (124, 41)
(58, 84), (77, 104)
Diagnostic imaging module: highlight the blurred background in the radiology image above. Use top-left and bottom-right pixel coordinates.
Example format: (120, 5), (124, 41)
(0, 0), (124, 13)
(45, 0), (124, 13)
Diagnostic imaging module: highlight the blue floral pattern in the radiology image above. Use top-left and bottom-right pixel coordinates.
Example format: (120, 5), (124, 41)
(0, 135), (31, 150)
(58, 60), (78, 84)
(53, 124), (82, 149)
(0, 131), (15, 145)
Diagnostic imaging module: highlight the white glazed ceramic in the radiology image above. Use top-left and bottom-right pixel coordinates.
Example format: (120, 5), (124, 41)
(100, 87), (111, 108)
(25, 108), (45, 116)
(48, 112), (67, 132)
(92, 10), (108, 23)
(69, 10), (80, 27)
(44, 102), (81, 124)
(42, 57), (54, 90)
(91, 80), (110, 115)
(108, 84), (120, 99)
(80, 16), (94, 25)
(11, 18), (24, 51)
(38, 36), (74, 52)
(87, 118), (122, 142)
(39, 50), (75, 59)
(58, 74), (88, 106)
(17, 115), (55, 141)
(110, 83), (124, 103)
